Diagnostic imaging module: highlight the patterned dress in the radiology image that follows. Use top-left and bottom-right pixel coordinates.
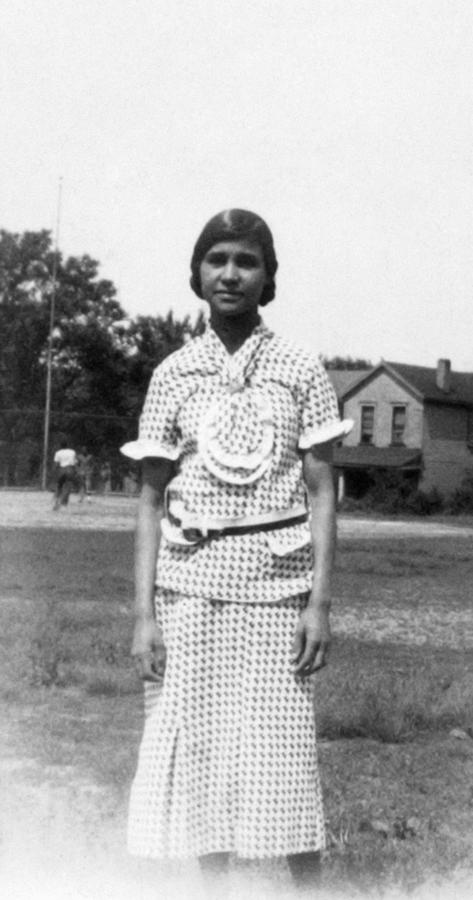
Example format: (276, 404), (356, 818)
(121, 321), (351, 859)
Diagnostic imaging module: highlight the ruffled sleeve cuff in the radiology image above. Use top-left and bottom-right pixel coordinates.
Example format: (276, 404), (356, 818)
(120, 439), (181, 461)
(298, 418), (354, 449)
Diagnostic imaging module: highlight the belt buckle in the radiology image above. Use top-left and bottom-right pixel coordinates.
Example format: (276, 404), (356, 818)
(182, 526), (208, 544)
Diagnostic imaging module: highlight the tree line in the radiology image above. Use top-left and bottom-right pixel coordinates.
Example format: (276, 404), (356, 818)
(0, 229), (204, 486)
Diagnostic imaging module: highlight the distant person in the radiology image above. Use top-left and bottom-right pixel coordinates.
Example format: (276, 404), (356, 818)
(99, 460), (112, 494)
(53, 439), (78, 510)
(123, 466), (140, 496)
(77, 447), (93, 503)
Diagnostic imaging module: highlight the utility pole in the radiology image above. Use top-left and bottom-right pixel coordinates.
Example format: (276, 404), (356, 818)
(41, 177), (63, 490)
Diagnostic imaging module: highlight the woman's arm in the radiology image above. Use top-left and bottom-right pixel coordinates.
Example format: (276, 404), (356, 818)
(292, 441), (336, 677)
(132, 457), (174, 682)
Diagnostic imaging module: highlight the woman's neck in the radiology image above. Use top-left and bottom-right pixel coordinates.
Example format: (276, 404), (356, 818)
(210, 310), (261, 354)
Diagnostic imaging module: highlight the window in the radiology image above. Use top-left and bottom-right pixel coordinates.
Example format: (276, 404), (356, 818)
(360, 405), (375, 444)
(391, 406), (406, 445)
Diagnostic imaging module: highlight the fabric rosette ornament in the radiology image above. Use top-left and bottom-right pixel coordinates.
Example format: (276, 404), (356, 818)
(198, 381), (275, 484)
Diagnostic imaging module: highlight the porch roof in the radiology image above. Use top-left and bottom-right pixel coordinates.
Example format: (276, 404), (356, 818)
(333, 445), (422, 470)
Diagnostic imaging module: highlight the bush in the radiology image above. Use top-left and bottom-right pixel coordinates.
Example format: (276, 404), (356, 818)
(405, 487), (443, 516)
(360, 470), (411, 515)
(447, 471), (473, 514)
(341, 469), (444, 517)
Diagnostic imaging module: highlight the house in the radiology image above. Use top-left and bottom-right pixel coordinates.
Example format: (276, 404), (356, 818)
(328, 359), (473, 500)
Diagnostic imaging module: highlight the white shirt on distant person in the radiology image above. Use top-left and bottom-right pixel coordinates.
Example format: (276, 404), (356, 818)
(54, 448), (78, 468)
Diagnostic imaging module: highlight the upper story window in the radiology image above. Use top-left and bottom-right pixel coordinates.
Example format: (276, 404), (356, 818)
(360, 405), (375, 444)
(391, 405), (407, 445)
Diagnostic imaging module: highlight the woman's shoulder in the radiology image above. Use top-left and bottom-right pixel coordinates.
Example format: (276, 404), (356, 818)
(264, 332), (324, 379)
(150, 335), (205, 381)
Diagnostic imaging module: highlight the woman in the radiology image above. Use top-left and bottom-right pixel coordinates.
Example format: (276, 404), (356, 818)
(121, 209), (352, 891)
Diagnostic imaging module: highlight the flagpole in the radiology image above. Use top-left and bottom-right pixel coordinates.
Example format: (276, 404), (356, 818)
(41, 177), (63, 490)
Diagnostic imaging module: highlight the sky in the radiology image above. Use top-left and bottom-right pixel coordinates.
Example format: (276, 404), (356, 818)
(1, 0), (472, 369)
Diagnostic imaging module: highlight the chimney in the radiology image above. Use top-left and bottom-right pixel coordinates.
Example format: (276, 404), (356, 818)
(436, 358), (451, 392)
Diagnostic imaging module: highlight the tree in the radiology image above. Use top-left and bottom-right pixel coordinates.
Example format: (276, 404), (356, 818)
(124, 309), (206, 418)
(0, 229), (205, 485)
(0, 229), (130, 483)
(322, 355), (372, 370)
(0, 230), (57, 483)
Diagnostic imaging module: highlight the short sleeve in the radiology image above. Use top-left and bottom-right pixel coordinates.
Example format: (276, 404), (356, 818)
(298, 360), (353, 449)
(120, 365), (181, 461)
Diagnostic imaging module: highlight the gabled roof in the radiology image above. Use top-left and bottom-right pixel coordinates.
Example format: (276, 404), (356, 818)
(386, 362), (473, 407)
(326, 369), (367, 396)
(338, 361), (473, 408)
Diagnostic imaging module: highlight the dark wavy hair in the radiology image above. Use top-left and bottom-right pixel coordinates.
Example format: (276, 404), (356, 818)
(190, 209), (278, 306)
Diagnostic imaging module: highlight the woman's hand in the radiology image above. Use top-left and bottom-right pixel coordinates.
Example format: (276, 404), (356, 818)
(131, 617), (166, 683)
(291, 603), (331, 678)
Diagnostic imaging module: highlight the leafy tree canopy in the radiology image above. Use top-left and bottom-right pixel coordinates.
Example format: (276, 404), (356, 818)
(0, 229), (204, 484)
(323, 355), (372, 371)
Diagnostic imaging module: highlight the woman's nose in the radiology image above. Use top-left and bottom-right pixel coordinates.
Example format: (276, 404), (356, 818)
(221, 261), (239, 282)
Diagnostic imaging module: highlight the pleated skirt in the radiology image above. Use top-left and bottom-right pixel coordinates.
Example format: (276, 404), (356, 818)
(127, 590), (326, 860)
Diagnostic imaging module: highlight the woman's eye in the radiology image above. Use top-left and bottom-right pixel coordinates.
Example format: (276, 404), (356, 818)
(205, 253), (227, 266)
(235, 254), (260, 268)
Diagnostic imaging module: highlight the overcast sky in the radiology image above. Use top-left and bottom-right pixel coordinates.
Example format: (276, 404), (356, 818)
(2, 0), (472, 368)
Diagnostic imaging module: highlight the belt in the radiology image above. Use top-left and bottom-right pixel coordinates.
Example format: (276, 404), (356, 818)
(165, 504), (308, 545)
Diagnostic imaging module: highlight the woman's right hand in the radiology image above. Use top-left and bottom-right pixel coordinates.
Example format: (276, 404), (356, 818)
(131, 617), (166, 683)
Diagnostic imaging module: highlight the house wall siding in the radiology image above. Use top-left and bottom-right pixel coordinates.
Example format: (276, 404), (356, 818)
(421, 404), (473, 494)
(425, 404), (469, 440)
(342, 373), (423, 448)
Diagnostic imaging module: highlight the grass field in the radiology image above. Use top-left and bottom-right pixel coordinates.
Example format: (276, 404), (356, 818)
(0, 493), (472, 899)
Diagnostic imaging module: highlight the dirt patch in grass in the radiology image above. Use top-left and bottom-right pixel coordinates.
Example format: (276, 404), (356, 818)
(0, 489), (138, 531)
(1, 496), (473, 898)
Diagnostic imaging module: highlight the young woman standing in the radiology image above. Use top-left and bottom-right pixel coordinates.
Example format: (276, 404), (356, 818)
(121, 209), (352, 893)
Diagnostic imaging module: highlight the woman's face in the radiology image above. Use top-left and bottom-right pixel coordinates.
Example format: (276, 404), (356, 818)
(199, 239), (268, 318)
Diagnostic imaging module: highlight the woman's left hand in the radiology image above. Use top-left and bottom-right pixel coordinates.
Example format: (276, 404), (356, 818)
(291, 604), (331, 677)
